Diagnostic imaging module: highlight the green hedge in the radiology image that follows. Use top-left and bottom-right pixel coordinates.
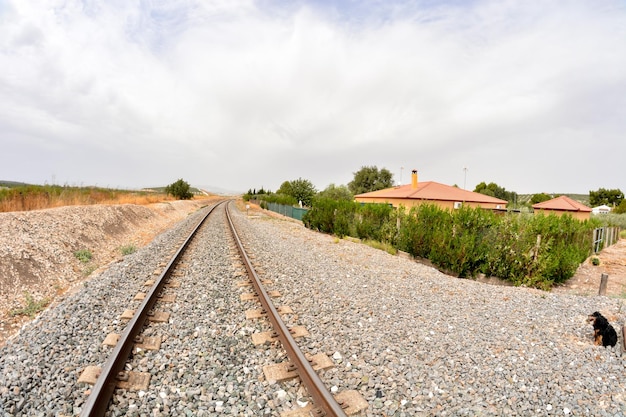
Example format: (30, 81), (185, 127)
(304, 202), (600, 290)
(247, 193), (298, 208)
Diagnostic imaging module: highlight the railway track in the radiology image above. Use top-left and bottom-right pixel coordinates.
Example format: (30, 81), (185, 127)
(77, 201), (367, 416)
(3, 199), (626, 416)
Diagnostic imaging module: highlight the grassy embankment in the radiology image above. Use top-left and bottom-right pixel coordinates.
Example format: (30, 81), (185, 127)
(0, 181), (174, 213)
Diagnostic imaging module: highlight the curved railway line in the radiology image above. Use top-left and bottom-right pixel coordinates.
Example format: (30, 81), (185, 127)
(78, 201), (366, 416)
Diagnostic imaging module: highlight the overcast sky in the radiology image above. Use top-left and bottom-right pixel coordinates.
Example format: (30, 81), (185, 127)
(1, 0), (625, 195)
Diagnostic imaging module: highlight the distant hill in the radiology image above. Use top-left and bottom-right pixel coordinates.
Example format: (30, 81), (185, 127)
(197, 185), (242, 196)
(517, 193), (590, 207)
(0, 180), (31, 188)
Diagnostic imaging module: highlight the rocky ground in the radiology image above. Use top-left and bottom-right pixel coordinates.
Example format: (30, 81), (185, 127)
(1, 200), (624, 348)
(0, 198), (220, 347)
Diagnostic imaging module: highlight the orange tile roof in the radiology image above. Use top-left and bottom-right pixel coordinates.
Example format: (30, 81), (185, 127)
(532, 195), (592, 212)
(355, 181), (508, 204)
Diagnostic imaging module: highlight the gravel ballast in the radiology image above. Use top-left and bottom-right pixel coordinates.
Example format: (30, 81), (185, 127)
(1, 203), (625, 416)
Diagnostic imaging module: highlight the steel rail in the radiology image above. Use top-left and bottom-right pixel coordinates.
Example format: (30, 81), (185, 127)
(225, 201), (347, 417)
(80, 202), (223, 417)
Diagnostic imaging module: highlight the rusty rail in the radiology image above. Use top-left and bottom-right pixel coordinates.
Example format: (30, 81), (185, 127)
(225, 201), (347, 417)
(80, 202), (222, 417)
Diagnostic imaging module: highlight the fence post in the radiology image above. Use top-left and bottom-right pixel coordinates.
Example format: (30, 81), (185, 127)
(598, 273), (609, 296)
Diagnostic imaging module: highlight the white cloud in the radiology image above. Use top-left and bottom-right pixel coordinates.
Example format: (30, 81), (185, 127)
(1, 0), (625, 193)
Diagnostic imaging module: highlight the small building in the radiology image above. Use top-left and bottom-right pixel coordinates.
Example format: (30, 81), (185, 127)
(592, 205), (612, 215)
(532, 195), (592, 220)
(354, 170), (508, 210)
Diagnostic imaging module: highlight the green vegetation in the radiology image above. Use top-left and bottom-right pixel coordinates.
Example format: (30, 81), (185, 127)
(363, 239), (397, 255)
(0, 182), (171, 213)
(244, 179), (317, 208)
(165, 179), (194, 200)
(74, 249), (93, 263)
(589, 187), (624, 207)
(318, 184), (353, 201)
(276, 178), (317, 206)
(247, 192), (298, 207)
(612, 199), (626, 214)
(474, 181), (517, 206)
(348, 166), (394, 195)
(516, 192), (593, 208)
(530, 193), (552, 205)
(594, 213), (626, 229)
(303, 201), (599, 290)
(9, 292), (50, 318)
(82, 264), (98, 276)
(119, 244), (137, 255)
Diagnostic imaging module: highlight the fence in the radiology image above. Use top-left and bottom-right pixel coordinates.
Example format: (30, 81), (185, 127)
(592, 226), (621, 253)
(250, 199), (309, 221)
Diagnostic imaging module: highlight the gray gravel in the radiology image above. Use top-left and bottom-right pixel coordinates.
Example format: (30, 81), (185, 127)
(1, 203), (626, 416)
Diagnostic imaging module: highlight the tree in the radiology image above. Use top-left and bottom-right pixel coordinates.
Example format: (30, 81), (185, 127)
(317, 184), (353, 201)
(613, 199), (626, 214)
(474, 181), (517, 203)
(530, 193), (552, 205)
(589, 188), (624, 207)
(276, 178), (317, 206)
(348, 166), (394, 195)
(165, 178), (193, 200)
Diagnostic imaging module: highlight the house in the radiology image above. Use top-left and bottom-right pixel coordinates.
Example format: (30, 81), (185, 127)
(532, 195), (592, 220)
(354, 170), (508, 210)
(592, 205), (612, 215)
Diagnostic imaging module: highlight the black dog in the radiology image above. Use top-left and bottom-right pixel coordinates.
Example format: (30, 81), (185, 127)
(588, 311), (618, 347)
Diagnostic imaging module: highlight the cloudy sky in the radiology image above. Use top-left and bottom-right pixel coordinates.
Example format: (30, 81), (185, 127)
(1, 0), (625, 194)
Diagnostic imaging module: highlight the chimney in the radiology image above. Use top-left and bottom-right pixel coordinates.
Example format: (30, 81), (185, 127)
(411, 170), (418, 189)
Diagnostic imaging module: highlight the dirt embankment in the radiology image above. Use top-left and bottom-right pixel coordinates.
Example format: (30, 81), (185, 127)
(552, 238), (626, 297)
(0, 198), (220, 347)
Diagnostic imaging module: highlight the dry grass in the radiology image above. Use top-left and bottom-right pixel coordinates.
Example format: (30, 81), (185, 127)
(0, 185), (176, 213)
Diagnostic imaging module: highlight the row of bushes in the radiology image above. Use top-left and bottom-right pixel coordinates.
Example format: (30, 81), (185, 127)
(302, 199), (601, 290)
(244, 193), (297, 207)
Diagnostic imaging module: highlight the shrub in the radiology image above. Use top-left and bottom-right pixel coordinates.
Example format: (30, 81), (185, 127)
(165, 179), (193, 200)
(355, 203), (395, 243)
(303, 198), (358, 237)
(305, 199), (600, 289)
(120, 244), (137, 256)
(74, 249), (93, 263)
(10, 292), (49, 318)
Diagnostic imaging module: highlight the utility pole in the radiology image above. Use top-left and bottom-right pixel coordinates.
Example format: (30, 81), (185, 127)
(400, 166), (404, 185)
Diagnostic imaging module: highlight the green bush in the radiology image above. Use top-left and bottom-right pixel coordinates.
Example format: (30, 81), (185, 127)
(433, 206), (494, 278)
(120, 244), (137, 256)
(595, 212), (626, 229)
(355, 203), (395, 243)
(165, 179), (193, 200)
(74, 249), (93, 263)
(400, 204), (450, 259)
(303, 198), (358, 237)
(304, 200), (599, 289)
